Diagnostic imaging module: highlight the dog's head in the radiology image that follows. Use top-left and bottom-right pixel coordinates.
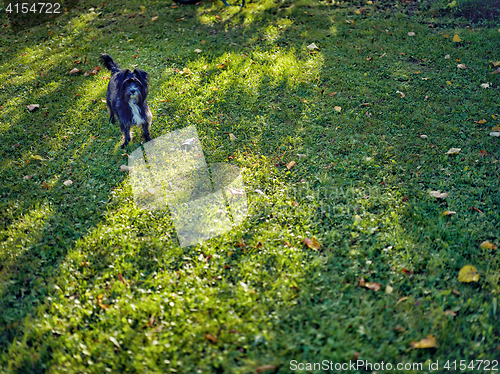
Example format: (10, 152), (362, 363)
(115, 69), (149, 103)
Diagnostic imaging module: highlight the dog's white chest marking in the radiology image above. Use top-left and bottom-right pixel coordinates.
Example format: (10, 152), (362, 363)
(129, 101), (145, 126)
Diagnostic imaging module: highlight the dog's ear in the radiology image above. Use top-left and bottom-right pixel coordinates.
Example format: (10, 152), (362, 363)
(114, 69), (131, 100)
(133, 69), (149, 97)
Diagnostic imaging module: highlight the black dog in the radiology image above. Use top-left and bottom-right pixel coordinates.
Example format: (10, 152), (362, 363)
(100, 54), (152, 148)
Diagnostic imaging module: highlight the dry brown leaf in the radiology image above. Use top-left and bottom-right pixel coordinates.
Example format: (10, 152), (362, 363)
(445, 147), (461, 155)
(430, 191), (448, 199)
(364, 282), (380, 291)
(303, 237), (321, 250)
(117, 273), (130, 286)
(205, 334), (217, 343)
(69, 68), (81, 74)
(146, 314), (155, 327)
(444, 310), (456, 316)
(84, 66), (101, 76)
(255, 365), (277, 374)
(27, 104), (40, 112)
(307, 42), (319, 50)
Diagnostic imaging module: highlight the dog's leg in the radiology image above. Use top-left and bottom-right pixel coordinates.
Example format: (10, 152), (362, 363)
(121, 124), (132, 148)
(142, 122), (152, 143)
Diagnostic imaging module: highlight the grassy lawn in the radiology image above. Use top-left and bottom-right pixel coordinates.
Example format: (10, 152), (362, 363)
(1, 0), (499, 372)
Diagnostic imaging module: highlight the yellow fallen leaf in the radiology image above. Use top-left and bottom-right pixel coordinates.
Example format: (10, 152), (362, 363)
(396, 296), (408, 305)
(385, 285), (393, 294)
(443, 210), (456, 216)
(334, 106), (342, 112)
(151, 16), (158, 21)
(286, 161), (296, 170)
(367, 0), (373, 3)
(477, 119), (487, 124)
(452, 34), (462, 42)
(458, 265), (479, 283)
(355, 10), (360, 14)
(229, 133), (237, 141)
(411, 335), (437, 349)
(480, 241), (497, 250)
(303, 237), (321, 250)
(354, 214), (362, 222)
(492, 126), (500, 131)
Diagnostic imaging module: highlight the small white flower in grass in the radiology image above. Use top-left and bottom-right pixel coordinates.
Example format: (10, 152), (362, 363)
(408, 32), (415, 36)
(194, 49), (202, 53)
(63, 180), (73, 186)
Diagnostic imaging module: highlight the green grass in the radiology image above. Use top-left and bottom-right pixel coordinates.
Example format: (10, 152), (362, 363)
(0, 0), (499, 372)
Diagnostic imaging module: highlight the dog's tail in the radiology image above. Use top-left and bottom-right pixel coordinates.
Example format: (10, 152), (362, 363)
(99, 54), (121, 74)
